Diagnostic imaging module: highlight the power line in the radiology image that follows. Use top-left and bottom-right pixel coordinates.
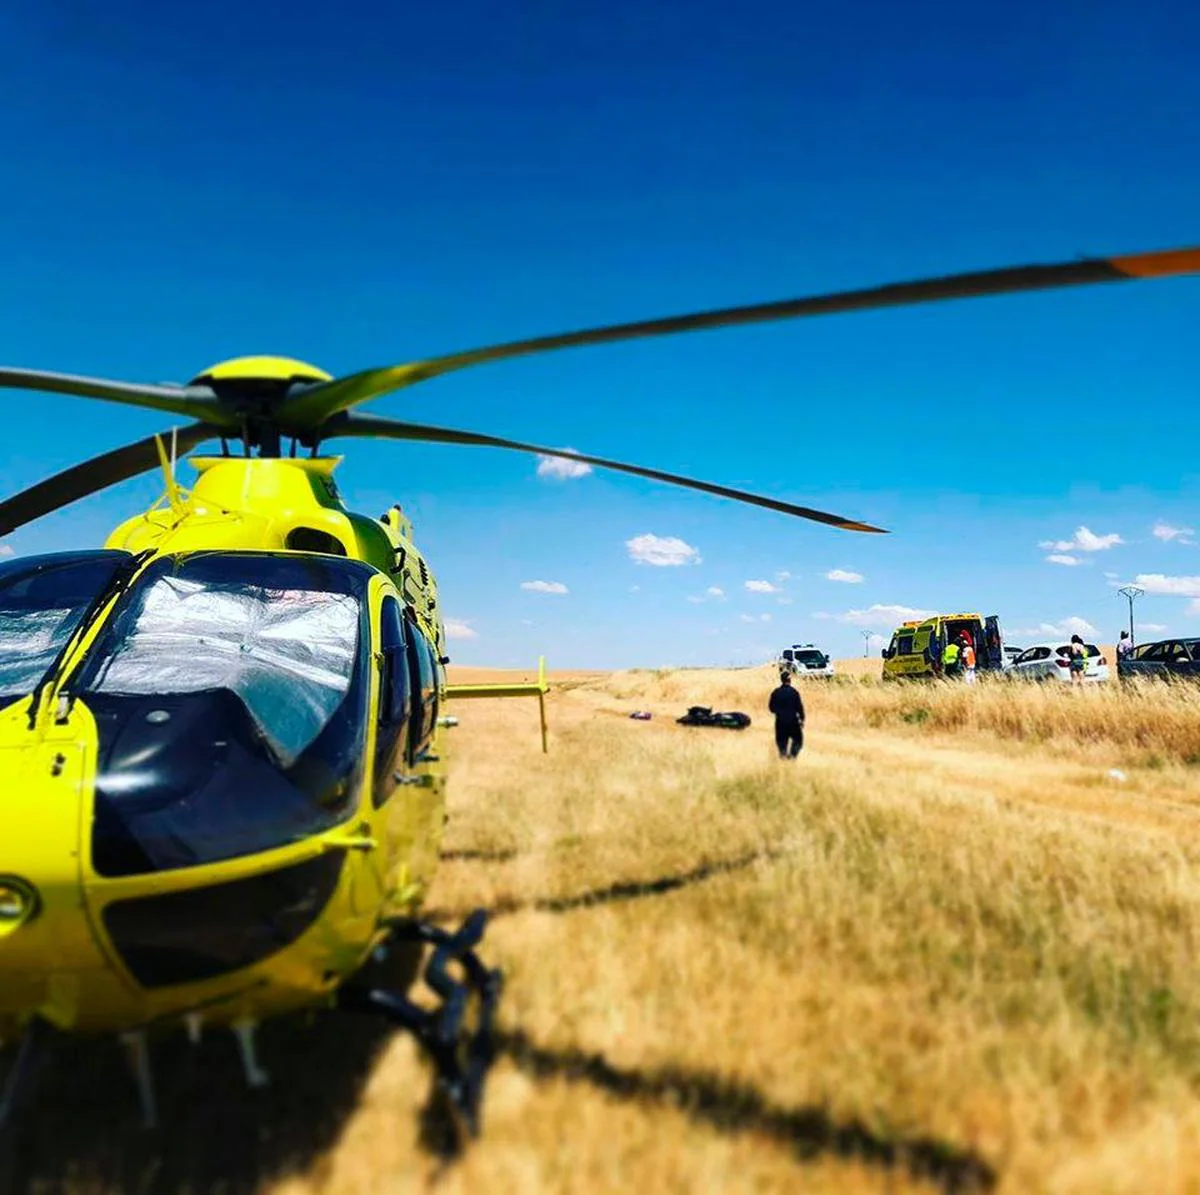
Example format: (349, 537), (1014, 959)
(1117, 585), (1144, 645)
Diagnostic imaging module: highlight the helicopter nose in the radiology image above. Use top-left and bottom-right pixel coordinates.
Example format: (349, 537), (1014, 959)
(0, 736), (111, 1033)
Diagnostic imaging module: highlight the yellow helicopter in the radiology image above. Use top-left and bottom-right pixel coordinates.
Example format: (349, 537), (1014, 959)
(0, 244), (1195, 1145)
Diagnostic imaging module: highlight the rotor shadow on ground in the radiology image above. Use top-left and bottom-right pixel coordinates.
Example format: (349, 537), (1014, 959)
(496, 1028), (996, 1195)
(427, 849), (775, 923)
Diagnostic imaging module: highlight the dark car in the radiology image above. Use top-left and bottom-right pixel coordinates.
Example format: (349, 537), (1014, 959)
(1117, 637), (1200, 682)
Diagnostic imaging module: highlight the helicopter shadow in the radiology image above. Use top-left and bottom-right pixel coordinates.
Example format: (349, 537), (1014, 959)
(1, 1002), (407, 1195)
(495, 1027), (996, 1195)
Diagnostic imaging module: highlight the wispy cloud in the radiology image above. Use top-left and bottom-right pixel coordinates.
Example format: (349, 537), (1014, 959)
(829, 603), (933, 628)
(1114, 574), (1200, 597)
(1045, 554), (1081, 567)
(444, 619), (478, 640)
(0, 543), (11, 559)
(626, 534), (701, 567)
(688, 585), (727, 604)
(521, 580), (569, 594)
(1138, 622), (1168, 633)
(536, 450), (592, 481)
(1010, 616), (1098, 640)
(745, 579), (779, 594)
(1039, 526), (1124, 553)
(824, 568), (863, 584)
(1153, 521), (1195, 545)
(740, 613), (772, 623)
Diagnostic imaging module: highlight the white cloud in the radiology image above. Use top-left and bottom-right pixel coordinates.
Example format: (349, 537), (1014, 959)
(0, 544), (11, 558)
(626, 533), (701, 567)
(745, 580), (779, 594)
(1124, 574), (1200, 597)
(1104, 571), (1119, 580)
(1153, 522), (1195, 544)
(687, 585), (725, 605)
(1138, 623), (1168, 633)
(825, 569), (864, 584)
(629, 585), (641, 593)
(536, 450), (592, 481)
(1045, 555), (1081, 567)
(740, 613), (772, 623)
(835, 604), (933, 628)
(777, 596), (794, 606)
(1010, 616), (1098, 640)
(776, 570), (792, 581)
(521, 580), (569, 594)
(1039, 526), (1124, 553)
(444, 619), (478, 640)
(812, 612), (833, 621)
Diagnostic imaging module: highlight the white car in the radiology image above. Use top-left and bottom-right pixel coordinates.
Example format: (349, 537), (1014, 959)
(779, 644), (835, 678)
(1007, 642), (1110, 683)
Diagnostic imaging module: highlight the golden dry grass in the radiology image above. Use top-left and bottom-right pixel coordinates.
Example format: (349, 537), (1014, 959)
(18, 661), (1200, 1194)
(285, 662), (1200, 1195)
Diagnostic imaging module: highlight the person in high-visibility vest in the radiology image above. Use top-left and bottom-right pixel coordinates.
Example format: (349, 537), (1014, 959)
(960, 633), (977, 684)
(942, 637), (961, 677)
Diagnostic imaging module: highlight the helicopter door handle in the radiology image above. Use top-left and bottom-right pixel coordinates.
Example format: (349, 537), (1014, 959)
(322, 827), (379, 852)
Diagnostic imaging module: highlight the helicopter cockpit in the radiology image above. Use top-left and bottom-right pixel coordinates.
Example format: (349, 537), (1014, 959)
(67, 551), (377, 878)
(0, 550), (382, 881)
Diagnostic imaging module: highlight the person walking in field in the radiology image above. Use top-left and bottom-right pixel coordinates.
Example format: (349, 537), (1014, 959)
(769, 670), (805, 760)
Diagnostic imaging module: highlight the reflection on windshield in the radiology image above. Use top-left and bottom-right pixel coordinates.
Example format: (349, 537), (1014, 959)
(82, 571), (359, 764)
(0, 551), (132, 703)
(75, 552), (375, 877)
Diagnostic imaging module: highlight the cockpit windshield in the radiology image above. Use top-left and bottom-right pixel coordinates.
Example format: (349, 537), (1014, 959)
(76, 553), (365, 765)
(0, 550), (133, 707)
(70, 553), (376, 878)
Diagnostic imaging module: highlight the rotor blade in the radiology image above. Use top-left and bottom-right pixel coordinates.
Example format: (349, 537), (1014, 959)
(0, 423), (221, 537)
(279, 245), (1200, 429)
(323, 413), (886, 533)
(0, 368), (234, 426)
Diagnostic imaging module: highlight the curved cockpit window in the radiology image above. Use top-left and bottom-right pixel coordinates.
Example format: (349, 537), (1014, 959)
(71, 552), (375, 877)
(0, 550), (132, 708)
(78, 553), (365, 764)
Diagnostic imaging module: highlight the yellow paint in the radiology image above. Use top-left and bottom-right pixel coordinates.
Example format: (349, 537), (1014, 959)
(0, 453), (453, 1042)
(189, 356), (333, 385)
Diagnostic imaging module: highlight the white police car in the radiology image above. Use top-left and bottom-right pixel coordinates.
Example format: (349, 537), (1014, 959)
(779, 644), (835, 678)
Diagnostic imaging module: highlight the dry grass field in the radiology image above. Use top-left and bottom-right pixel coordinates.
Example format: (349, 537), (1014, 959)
(13, 661), (1200, 1194)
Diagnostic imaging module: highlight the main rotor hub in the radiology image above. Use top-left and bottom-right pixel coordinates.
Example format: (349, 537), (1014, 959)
(188, 356), (333, 388)
(188, 357), (334, 457)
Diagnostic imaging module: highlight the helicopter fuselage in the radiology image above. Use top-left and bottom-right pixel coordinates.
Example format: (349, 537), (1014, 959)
(0, 456), (448, 1044)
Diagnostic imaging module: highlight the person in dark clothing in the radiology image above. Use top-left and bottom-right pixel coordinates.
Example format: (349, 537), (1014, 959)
(768, 670), (805, 759)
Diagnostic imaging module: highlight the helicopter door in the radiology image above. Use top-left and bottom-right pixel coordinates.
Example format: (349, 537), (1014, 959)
(374, 596), (412, 805)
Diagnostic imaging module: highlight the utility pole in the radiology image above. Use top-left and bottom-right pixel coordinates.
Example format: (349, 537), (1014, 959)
(1117, 585), (1144, 646)
(861, 629), (871, 657)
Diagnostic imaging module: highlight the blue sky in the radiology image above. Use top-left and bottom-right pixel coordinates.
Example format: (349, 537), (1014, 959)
(0, 0), (1196, 667)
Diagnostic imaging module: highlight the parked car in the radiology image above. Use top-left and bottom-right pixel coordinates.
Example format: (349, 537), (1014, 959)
(779, 643), (835, 679)
(1003, 645), (1025, 667)
(1117, 637), (1200, 682)
(1008, 642), (1109, 683)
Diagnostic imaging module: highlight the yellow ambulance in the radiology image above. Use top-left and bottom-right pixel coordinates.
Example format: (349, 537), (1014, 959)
(881, 612), (1004, 680)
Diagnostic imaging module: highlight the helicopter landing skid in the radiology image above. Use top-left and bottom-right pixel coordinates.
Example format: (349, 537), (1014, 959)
(0, 1017), (53, 1135)
(337, 909), (503, 1145)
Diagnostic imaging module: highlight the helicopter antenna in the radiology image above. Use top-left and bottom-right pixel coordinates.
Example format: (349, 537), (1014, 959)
(153, 431), (185, 514)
